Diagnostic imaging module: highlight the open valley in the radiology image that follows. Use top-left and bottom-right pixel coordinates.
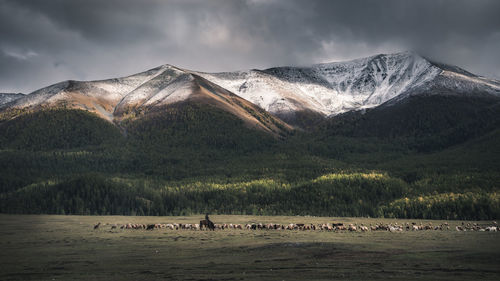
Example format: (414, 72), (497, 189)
(1, 214), (499, 280)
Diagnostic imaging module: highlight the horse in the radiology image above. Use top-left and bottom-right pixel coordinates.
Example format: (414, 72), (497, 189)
(200, 219), (215, 231)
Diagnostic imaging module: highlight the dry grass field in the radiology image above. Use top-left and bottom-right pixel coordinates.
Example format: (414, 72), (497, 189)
(0, 214), (499, 280)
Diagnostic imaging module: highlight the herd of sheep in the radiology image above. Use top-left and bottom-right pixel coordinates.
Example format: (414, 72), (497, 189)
(94, 221), (499, 232)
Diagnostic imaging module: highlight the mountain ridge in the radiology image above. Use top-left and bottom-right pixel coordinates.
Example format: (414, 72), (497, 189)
(0, 93), (24, 106)
(196, 52), (500, 125)
(1, 53), (499, 219)
(0, 65), (291, 136)
(2, 51), (499, 131)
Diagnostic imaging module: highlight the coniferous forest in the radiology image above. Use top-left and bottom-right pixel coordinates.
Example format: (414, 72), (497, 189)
(0, 100), (499, 219)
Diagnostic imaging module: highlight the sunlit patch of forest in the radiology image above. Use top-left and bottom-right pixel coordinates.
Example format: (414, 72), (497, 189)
(0, 106), (499, 219)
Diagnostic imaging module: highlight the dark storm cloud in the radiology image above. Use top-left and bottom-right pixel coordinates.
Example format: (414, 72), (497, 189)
(1, 0), (499, 93)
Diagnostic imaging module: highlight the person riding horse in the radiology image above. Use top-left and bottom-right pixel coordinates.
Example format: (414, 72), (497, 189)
(200, 213), (215, 231)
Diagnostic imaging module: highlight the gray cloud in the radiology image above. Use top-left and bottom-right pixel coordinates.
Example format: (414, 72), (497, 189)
(1, 0), (499, 93)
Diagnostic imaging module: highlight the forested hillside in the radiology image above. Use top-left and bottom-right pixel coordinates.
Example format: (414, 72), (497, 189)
(1, 102), (499, 219)
(318, 94), (500, 152)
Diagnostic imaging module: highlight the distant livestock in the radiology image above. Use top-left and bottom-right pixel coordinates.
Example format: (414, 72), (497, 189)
(94, 221), (500, 233)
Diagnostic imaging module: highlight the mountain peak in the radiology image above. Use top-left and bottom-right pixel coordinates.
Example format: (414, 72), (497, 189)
(315, 51), (424, 68)
(197, 51), (442, 121)
(0, 93), (25, 106)
(2, 52), (499, 130)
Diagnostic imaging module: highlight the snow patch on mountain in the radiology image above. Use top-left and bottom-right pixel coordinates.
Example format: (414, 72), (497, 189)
(2, 51), (499, 127)
(196, 52), (444, 117)
(142, 74), (196, 106)
(0, 93), (25, 106)
(4, 81), (70, 108)
(0, 65), (183, 122)
(114, 66), (186, 110)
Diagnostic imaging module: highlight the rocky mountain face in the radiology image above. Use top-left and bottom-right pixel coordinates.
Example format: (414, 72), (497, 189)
(1, 51), (499, 131)
(1, 52), (499, 219)
(196, 52), (500, 125)
(0, 93), (24, 106)
(0, 65), (290, 136)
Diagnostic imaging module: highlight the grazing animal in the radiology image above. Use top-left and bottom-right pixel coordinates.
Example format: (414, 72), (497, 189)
(201, 214), (214, 230)
(94, 222), (101, 230)
(335, 225), (346, 231)
(200, 214), (215, 231)
(389, 225), (402, 232)
(348, 224), (357, 232)
(486, 226), (497, 232)
(200, 220), (215, 230)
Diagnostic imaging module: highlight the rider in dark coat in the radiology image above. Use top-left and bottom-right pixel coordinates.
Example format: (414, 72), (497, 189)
(203, 213), (215, 230)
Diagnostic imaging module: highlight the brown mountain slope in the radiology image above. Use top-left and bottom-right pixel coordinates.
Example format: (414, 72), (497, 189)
(0, 65), (291, 137)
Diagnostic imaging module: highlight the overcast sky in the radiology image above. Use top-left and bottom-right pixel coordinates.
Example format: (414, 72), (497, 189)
(1, 0), (499, 93)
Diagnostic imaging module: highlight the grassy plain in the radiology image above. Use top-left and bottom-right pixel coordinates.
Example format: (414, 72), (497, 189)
(0, 214), (499, 280)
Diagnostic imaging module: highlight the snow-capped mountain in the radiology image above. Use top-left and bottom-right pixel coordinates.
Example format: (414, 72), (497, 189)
(0, 93), (24, 106)
(196, 52), (500, 122)
(0, 65), (171, 121)
(0, 64), (290, 135)
(1, 51), (499, 130)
